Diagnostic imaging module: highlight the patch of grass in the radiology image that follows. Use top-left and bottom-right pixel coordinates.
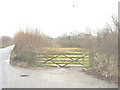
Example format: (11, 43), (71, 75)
(10, 50), (37, 67)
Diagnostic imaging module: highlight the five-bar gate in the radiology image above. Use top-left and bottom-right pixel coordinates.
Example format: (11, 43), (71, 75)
(35, 52), (90, 68)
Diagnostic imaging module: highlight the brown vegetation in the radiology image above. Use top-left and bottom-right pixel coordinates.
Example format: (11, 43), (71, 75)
(10, 28), (52, 67)
(54, 16), (118, 83)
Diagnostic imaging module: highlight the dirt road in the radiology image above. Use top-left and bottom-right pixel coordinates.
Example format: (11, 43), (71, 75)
(0, 45), (118, 88)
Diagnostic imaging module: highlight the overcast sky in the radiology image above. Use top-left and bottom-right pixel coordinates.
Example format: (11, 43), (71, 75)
(0, 0), (119, 38)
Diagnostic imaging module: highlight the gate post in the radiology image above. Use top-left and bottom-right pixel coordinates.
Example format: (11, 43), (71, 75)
(89, 51), (95, 67)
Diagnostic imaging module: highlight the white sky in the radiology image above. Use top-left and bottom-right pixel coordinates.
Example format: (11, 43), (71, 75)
(0, 0), (119, 38)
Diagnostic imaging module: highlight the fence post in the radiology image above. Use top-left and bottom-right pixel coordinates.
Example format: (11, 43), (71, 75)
(89, 51), (95, 67)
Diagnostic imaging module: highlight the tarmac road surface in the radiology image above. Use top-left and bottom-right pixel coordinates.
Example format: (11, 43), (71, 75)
(0, 45), (118, 88)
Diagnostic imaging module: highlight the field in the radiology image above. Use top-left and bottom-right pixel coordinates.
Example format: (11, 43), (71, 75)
(35, 48), (90, 68)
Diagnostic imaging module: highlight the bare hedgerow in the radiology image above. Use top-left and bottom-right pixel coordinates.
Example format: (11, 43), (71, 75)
(11, 28), (52, 66)
(54, 16), (118, 82)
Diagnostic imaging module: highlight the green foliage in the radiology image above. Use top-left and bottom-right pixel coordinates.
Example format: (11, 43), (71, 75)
(11, 49), (37, 66)
(17, 51), (36, 66)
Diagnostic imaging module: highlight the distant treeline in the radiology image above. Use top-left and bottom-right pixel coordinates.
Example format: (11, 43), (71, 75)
(0, 36), (13, 48)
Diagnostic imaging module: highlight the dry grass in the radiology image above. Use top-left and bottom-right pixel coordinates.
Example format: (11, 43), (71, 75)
(10, 28), (52, 66)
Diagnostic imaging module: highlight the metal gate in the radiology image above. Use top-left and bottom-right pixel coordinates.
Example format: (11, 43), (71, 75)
(35, 52), (90, 68)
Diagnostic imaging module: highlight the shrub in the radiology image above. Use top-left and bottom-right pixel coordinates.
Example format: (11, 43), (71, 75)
(10, 28), (52, 67)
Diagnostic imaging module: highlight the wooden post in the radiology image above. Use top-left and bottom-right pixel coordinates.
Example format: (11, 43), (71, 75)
(89, 51), (95, 67)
